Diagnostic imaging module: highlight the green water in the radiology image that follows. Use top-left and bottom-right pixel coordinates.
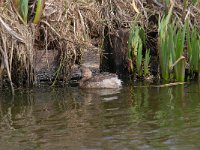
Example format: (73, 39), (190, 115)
(0, 83), (200, 150)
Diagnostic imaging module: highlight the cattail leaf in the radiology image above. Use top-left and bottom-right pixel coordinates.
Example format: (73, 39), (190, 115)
(20, 0), (28, 24)
(33, 0), (45, 24)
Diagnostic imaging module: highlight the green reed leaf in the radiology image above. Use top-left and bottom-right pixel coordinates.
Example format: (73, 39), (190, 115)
(20, 0), (28, 24)
(33, 0), (45, 24)
(144, 49), (150, 77)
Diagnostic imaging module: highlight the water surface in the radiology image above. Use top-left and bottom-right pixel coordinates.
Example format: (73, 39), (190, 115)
(0, 83), (200, 150)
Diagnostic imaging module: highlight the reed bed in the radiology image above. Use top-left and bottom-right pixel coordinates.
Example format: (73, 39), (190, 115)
(128, 0), (200, 82)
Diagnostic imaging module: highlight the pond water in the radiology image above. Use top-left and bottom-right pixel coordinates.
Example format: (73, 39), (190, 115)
(0, 83), (200, 150)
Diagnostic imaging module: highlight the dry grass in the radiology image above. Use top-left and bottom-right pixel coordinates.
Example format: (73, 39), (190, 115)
(0, 2), (34, 94)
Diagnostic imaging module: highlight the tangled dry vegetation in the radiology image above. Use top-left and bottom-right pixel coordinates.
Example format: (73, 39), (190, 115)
(0, 0), (200, 93)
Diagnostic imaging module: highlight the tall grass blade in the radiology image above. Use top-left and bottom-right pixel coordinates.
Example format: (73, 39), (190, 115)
(186, 20), (200, 75)
(144, 49), (150, 77)
(136, 33), (143, 77)
(158, 2), (174, 80)
(128, 24), (144, 77)
(33, 0), (45, 24)
(128, 24), (135, 73)
(20, 0), (28, 24)
(173, 23), (186, 82)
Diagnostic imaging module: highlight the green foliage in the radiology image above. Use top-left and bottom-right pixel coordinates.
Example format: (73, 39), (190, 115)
(192, 0), (199, 5)
(127, 1), (200, 82)
(14, 0), (44, 24)
(158, 2), (186, 82)
(158, 2), (174, 81)
(158, 21), (186, 82)
(158, 16), (171, 80)
(170, 23), (186, 82)
(163, 0), (170, 7)
(186, 21), (200, 74)
(128, 24), (144, 77)
(128, 23), (151, 78)
(136, 31), (143, 77)
(144, 49), (150, 77)
(20, 0), (28, 24)
(33, 0), (45, 24)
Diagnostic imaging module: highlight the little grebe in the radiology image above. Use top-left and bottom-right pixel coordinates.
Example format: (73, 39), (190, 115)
(79, 66), (122, 89)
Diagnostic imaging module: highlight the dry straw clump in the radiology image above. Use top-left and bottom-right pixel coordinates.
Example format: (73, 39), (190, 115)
(0, 2), (34, 94)
(38, 0), (104, 86)
(39, 0), (102, 66)
(0, 0), (103, 93)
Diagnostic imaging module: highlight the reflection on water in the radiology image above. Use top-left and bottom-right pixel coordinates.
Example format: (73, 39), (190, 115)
(0, 83), (200, 150)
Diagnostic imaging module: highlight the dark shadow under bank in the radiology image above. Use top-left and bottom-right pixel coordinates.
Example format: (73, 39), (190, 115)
(100, 27), (200, 84)
(100, 28), (159, 79)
